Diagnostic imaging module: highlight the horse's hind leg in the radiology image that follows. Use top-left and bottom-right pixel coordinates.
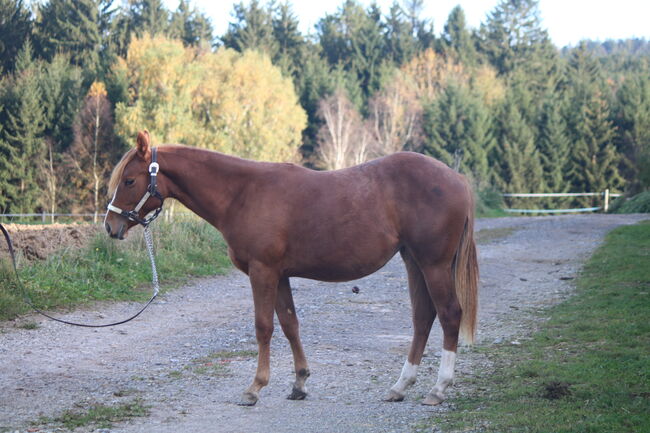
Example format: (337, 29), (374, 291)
(385, 249), (436, 402)
(420, 263), (461, 406)
(275, 277), (310, 400)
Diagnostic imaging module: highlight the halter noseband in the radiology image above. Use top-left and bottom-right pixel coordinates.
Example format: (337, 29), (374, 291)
(107, 148), (164, 227)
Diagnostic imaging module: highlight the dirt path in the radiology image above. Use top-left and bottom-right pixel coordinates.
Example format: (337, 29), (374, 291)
(0, 214), (646, 433)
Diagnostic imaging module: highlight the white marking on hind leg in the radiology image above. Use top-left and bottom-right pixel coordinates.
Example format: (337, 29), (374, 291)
(387, 361), (418, 400)
(423, 349), (456, 405)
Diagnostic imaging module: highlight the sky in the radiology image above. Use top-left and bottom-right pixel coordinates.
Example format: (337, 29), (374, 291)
(165, 0), (650, 48)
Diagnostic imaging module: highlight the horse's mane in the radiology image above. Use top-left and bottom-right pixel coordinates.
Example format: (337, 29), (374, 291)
(108, 148), (137, 196)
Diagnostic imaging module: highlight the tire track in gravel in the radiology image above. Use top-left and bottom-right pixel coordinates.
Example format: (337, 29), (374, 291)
(1, 214), (646, 433)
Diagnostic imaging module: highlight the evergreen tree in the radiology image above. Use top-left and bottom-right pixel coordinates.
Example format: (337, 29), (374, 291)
(440, 6), (478, 67)
(570, 93), (624, 203)
(423, 83), (493, 186)
(0, 0), (32, 74)
(401, 0), (434, 50)
(536, 95), (571, 207)
(129, 0), (169, 36)
(1, 42), (46, 214)
(478, 0), (560, 98)
(383, 2), (418, 66)
(613, 72), (650, 190)
(34, 0), (103, 76)
(316, 0), (386, 99)
(221, 0), (277, 56)
(272, 2), (306, 78)
(169, 0), (214, 47)
(40, 54), (84, 153)
(493, 96), (545, 208)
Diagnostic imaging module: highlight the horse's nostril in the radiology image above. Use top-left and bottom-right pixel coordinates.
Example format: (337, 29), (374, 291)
(105, 222), (111, 234)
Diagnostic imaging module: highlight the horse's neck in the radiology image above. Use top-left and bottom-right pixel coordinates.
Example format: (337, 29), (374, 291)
(158, 146), (254, 228)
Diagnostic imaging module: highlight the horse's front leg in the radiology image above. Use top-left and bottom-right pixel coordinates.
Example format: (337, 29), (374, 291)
(275, 277), (310, 400)
(240, 263), (279, 406)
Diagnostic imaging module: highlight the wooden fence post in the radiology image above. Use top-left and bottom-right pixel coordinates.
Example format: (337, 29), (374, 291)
(604, 189), (610, 213)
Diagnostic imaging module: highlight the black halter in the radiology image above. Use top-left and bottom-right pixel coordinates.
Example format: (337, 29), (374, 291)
(107, 148), (164, 227)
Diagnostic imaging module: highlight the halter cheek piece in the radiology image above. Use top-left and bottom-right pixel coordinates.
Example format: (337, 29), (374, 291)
(107, 148), (164, 227)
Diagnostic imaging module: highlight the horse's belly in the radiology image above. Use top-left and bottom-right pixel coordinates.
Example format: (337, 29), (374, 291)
(285, 237), (400, 282)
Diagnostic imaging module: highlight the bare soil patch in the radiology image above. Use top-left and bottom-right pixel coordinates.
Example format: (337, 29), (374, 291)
(1, 223), (100, 261)
(0, 214), (646, 433)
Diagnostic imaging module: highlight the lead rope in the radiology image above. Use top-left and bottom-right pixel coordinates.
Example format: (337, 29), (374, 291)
(0, 222), (160, 328)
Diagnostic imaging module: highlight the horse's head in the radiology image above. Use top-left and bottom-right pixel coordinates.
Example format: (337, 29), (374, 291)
(104, 130), (163, 239)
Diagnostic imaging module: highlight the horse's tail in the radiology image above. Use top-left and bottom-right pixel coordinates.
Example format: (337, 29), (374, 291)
(453, 183), (479, 345)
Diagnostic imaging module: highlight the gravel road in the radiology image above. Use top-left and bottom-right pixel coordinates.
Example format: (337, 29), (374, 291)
(0, 214), (646, 433)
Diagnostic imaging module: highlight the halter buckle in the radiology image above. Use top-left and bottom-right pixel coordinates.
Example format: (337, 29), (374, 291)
(149, 162), (159, 176)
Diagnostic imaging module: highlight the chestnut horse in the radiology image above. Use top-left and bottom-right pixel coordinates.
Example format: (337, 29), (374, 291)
(105, 131), (478, 406)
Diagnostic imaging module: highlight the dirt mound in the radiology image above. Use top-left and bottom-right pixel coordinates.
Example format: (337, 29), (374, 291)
(0, 223), (100, 261)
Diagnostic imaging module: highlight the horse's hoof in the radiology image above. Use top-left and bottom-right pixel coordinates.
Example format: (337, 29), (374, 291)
(287, 386), (307, 400)
(384, 389), (405, 402)
(422, 392), (444, 406)
(238, 391), (259, 406)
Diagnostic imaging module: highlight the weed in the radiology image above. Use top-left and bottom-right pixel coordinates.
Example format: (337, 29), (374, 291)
(16, 321), (39, 330)
(189, 349), (257, 376)
(35, 398), (149, 430)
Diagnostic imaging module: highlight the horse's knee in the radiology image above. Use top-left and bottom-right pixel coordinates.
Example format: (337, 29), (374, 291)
(255, 321), (274, 343)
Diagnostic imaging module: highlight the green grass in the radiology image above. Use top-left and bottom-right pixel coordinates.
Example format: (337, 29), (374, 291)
(0, 219), (231, 321)
(187, 349), (258, 376)
(35, 398), (149, 430)
(433, 220), (650, 433)
(476, 187), (508, 218)
(611, 190), (650, 214)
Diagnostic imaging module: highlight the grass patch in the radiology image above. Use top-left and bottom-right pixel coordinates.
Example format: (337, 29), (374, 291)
(611, 190), (650, 214)
(36, 398), (149, 430)
(0, 219), (230, 321)
(475, 226), (516, 245)
(16, 321), (39, 330)
(434, 220), (650, 433)
(476, 187), (508, 218)
(189, 349), (258, 376)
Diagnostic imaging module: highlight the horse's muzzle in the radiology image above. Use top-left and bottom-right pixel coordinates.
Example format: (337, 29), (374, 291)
(105, 221), (127, 240)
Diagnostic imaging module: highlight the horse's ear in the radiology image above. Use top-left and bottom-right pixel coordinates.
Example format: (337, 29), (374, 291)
(136, 130), (151, 160)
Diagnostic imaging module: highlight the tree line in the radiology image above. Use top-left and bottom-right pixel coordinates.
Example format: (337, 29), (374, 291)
(0, 0), (648, 218)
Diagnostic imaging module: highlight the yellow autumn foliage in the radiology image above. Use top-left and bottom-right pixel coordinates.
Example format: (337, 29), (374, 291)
(114, 34), (306, 162)
(400, 48), (504, 106)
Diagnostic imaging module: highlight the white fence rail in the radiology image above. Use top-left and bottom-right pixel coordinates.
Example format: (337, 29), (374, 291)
(503, 189), (622, 214)
(0, 210), (194, 223)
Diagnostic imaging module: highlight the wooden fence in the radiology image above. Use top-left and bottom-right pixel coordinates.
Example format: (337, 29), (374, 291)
(502, 190), (621, 214)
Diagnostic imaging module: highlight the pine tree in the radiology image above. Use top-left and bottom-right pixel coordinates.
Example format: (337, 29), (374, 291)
(493, 96), (545, 208)
(478, 0), (560, 99)
(536, 96), (571, 207)
(129, 0), (169, 36)
(440, 6), (478, 67)
(570, 93), (624, 204)
(221, 0), (277, 56)
(316, 0), (386, 99)
(614, 73), (650, 190)
(423, 83), (494, 186)
(169, 0), (214, 47)
(272, 2), (306, 79)
(383, 2), (418, 66)
(0, 0), (32, 74)
(2, 42), (46, 214)
(34, 0), (103, 75)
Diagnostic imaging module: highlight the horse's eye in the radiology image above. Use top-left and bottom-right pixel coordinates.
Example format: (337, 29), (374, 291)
(125, 179), (135, 186)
